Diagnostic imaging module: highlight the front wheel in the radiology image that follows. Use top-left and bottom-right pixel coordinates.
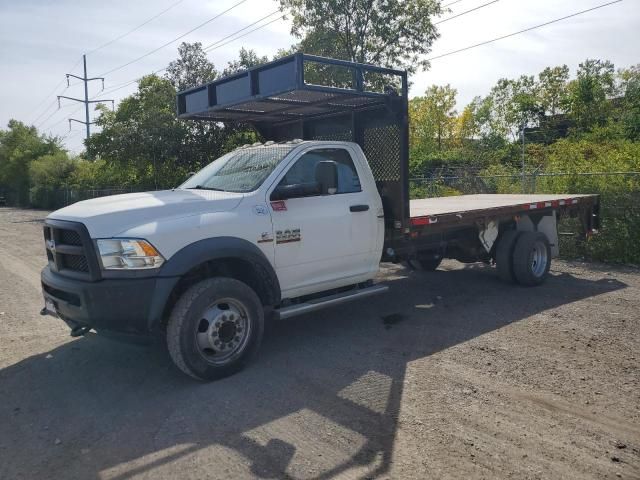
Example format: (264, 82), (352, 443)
(166, 277), (264, 381)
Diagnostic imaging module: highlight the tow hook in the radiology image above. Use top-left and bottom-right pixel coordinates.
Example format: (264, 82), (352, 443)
(70, 325), (92, 337)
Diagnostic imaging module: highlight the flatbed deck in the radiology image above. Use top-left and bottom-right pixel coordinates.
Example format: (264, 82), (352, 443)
(410, 194), (597, 218)
(409, 194), (599, 229)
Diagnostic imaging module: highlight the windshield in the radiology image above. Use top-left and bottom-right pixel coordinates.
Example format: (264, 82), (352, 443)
(180, 145), (296, 193)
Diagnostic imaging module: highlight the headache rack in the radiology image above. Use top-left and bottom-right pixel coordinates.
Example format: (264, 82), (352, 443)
(177, 53), (410, 249)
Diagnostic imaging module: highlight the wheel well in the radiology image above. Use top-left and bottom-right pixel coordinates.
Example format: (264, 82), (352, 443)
(161, 257), (277, 328)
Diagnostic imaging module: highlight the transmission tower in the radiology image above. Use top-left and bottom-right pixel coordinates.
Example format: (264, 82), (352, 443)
(57, 54), (114, 141)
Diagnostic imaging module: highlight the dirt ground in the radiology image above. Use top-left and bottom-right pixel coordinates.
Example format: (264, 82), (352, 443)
(0, 206), (638, 480)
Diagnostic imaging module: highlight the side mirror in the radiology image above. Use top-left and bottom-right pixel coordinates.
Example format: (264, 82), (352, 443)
(271, 182), (320, 200)
(315, 161), (338, 195)
(186, 171), (196, 179)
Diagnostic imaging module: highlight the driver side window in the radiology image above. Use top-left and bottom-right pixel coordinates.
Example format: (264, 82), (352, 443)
(278, 148), (361, 195)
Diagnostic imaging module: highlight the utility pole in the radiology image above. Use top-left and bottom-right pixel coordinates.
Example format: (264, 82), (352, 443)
(57, 54), (114, 141)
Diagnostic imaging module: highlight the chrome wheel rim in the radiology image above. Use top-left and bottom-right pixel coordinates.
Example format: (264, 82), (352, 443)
(194, 298), (251, 365)
(531, 241), (548, 278)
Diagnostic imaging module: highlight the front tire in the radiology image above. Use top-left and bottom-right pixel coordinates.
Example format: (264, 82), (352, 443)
(167, 277), (264, 381)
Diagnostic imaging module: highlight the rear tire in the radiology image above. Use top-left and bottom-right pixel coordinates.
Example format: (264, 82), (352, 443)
(166, 277), (264, 381)
(495, 230), (521, 283)
(512, 232), (551, 286)
(407, 253), (442, 271)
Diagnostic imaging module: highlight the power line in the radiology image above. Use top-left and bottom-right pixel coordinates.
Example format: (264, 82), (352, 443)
(52, 9), (285, 144)
(39, 1), (241, 134)
(86, 0), (185, 56)
(59, 129), (83, 142)
(32, 1), (186, 127)
(435, 0), (499, 25)
(98, 12), (286, 97)
(32, 98), (60, 126)
(441, 0), (467, 8)
(428, 0), (623, 61)
(98, 0), (249, 77)
(203, 9), (281, 51)
(37, 101), (78, 130)
(28, 56), (83, 124)
(42, 104), (85, 132)
(206, 14), (286, 52)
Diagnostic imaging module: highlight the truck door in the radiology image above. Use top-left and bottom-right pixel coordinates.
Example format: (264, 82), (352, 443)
(268, 146), (378, 297)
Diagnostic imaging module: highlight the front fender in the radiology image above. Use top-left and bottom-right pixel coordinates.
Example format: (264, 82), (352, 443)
(150, 236), (281, 321)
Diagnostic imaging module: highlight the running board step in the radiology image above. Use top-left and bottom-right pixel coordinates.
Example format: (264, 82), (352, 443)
(277, 284), (389, 320)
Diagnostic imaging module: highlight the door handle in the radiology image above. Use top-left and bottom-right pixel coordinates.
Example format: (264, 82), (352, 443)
(350, 204), (370, 212)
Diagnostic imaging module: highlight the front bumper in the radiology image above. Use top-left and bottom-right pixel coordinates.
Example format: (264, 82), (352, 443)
(41, 266), (179, 336)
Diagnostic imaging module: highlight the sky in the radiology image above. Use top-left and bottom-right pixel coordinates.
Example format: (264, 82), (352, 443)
(0, 0), (638, 153)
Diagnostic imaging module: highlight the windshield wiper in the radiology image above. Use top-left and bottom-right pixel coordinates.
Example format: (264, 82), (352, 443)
(186, 185), (226, 192)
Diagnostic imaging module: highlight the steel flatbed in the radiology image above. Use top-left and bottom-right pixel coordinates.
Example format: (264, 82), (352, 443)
(410, 194), (599, 225)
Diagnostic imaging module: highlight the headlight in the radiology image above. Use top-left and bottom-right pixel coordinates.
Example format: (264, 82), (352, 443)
(97, 239), (165, 270)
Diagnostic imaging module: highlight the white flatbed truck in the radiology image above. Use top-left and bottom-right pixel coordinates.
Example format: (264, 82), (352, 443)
(40, 54), (599, 380)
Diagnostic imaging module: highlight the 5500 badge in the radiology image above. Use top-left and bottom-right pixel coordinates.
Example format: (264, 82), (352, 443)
(276, 228), (301, 244)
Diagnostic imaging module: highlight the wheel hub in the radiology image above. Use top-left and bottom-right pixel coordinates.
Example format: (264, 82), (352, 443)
(531, 241), (548, 277)
(196, 300), (249, 362)
(210, 316), (243, 352)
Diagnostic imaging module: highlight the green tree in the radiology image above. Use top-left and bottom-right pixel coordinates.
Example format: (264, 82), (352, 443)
(29, 151), (75, 188)
(567, 59), (616, 132)
(538, 65), (570, 116)
(87, 75), (186, 188)
(454, 104), (479, 147)
(618, 65), (640, 140)
(223, 47), (270, 76)
(0, 120), (61, 205)
(410, 85), (457, 152)
(279, 0), (442, 73)
(29, 151), (77, 208)
(165, 42), (216, 91)
(485, 76), (541, 141)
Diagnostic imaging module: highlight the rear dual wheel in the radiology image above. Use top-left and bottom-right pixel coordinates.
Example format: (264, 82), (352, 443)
(496, 231), (551, 286)
(407, 253), (442, 271)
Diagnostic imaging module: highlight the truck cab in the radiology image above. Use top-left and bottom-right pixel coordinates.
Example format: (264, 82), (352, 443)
(41, 54), (599, 380)
(41, 138), (387, 380)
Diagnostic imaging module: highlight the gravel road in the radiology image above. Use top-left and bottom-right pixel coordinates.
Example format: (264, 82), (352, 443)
(0, 207), (638, 480)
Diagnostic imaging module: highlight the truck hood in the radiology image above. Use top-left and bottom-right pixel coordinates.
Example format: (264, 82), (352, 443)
(49, 189), (244, 238)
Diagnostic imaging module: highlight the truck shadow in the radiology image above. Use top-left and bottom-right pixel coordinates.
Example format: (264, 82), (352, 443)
(0, 263), (627, 480)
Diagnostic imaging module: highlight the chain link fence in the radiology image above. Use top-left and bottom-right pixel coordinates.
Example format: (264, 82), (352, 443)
(410, 171), (640, 196)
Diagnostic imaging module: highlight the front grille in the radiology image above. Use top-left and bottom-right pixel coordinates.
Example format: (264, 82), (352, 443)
(61, 253), (89, 272)
(44, 221), (97, 280)
(60, 229), (82, 246)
